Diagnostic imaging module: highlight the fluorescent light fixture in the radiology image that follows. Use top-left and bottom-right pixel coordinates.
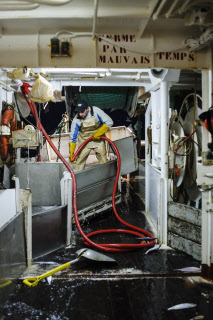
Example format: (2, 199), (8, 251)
(42, 68), (109, 73)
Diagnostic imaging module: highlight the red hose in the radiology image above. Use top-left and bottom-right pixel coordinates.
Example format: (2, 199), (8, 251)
(174, 129), (197, 153)
(22, 88), (155, 252)
(0, 136), (8, 161)
(72, 137), (155, 251)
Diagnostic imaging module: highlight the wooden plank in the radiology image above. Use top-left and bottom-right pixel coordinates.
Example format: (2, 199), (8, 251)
(168, 201), (201, 226)
(168, 232), (201, 261)
(168, 216), (201, 244)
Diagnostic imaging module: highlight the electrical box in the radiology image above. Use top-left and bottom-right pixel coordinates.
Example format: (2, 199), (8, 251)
(50, 38), (70, 57)
(61, 41), (70, 56)
(12, 129), (41, 148)
(51, 38), (60, 56)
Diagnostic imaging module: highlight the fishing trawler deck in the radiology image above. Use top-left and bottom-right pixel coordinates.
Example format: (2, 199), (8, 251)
(1, 179), (212, 320)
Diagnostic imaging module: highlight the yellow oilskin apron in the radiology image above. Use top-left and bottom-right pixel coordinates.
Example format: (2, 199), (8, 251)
(75, 116), (108, 171)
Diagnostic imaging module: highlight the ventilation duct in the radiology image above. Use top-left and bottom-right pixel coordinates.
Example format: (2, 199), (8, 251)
(0, 1), (39, 10)
(17, 0), (72, 5)
(0, 0), (72, 11)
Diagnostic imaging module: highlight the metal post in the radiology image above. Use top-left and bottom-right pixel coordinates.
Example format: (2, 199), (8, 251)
(160, 81), (169, 180)
(201, 69), (213, 277)
(24, 190), (32, 267)
(158, 178), (168, 244)
(158, 81), (169, 244)
(66, 178), (73, 246)
(13, 175), (32, 267)
(92, 0), (98, 39)
(145, 102), (151, 214)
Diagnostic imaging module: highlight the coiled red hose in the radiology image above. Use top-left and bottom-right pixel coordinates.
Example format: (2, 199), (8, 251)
(72, 137), (155, 251)
(22, 89), (155, 252)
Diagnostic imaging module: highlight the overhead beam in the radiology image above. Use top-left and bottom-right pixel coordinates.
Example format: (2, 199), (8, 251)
(136, 0), (160, 38)
(92, 0), (98, 39)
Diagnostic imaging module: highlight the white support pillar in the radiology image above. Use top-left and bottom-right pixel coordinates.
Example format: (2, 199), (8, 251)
(158, 178), (168, 244)
(14, 178), (32, 268)
(12, 175), (21, 214)
(23, 191), (32, 267)
(160, 81), (169, 180)
(61, 173), (73, 246)
(66, 178), (73, 246)
(145, 102), (151, 213)
(201, 68), (213, 277)
(151, 90), (161, 168)
(158, 81), (169, 244)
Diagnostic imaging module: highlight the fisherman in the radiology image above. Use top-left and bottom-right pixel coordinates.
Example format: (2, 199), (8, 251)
(69, 100), (113, 171)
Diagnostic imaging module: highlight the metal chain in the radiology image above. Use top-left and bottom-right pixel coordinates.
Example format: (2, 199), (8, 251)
(56, 113), (70, 162)
(56, 130), (61, 162)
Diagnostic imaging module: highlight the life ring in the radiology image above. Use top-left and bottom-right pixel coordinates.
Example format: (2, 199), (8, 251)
(0, 106), (17, 161)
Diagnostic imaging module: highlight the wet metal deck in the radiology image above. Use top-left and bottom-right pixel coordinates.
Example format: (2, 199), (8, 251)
(1, 181), (213, 320)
